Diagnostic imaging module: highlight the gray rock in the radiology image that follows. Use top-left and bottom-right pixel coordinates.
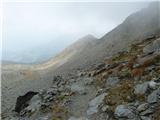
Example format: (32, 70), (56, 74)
(70, 84), (86, 95)
(19, 95), (42, 117)
(143, 38), (160, 54)
(70, 77), (94, 95)
(114, 105), (135, 119)
(137, 103), (149, 113)
(83, 77), (94, 85)
(106, 77), (120, 86)
(39, 89), (46, 97)
(147, 89), (159, 103)
(140, 108), (154, 116)
(134, 82), (149, 95)
(87, 93), (107, 115)
(30, 94), (42, 103)
(148, 81), (157, 89)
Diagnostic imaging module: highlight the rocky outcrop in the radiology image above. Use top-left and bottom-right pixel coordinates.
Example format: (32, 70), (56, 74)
(15, 91), (38, 113)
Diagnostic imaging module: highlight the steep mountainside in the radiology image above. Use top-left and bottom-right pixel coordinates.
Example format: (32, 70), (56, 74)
(35, 34), (98, 71)
(52, 3), (160, 75)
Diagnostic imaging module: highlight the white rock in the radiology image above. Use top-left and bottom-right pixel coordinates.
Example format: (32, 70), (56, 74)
(148, 81), (157, 89)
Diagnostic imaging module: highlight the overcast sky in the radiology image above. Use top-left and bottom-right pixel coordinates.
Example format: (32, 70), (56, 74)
(2, 1), (150, 62)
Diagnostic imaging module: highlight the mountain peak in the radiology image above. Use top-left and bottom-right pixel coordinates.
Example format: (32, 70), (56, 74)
(79, 34), (97, 41)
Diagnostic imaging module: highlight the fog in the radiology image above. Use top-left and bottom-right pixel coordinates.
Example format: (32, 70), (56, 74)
(2, 2), (150, 63)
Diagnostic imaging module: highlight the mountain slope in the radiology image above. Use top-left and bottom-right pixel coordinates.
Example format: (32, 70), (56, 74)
(50, 3), (160, 75)
(3, 3), (159, 73)
(2, 2), (160, 119)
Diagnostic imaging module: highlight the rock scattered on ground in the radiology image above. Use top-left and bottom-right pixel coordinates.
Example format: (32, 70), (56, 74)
(2, 35), (160, 120)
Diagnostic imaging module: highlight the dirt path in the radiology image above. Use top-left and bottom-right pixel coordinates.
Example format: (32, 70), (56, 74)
(67, 77), (97, 118)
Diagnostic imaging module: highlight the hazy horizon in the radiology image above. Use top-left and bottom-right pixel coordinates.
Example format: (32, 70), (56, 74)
(2, 2), (150, 63)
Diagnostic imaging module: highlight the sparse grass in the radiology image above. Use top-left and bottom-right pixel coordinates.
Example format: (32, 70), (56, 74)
(57, 95), (66, 101)
(94, 75), (106, 88)
(56, 92), (74, 101)
(105, 80), (134, 111)
(52, 104), (68, 120)
(95, 36), (160, 112)
(111, 53), (128, 62)
(119, 68), (131, 78)
(152, 104), (160, 120)
(135, 94), (145, 102)
(127, 56), (137, 69)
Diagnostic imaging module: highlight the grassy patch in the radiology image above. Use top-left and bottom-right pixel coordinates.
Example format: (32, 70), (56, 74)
(104, 80), (134, 111)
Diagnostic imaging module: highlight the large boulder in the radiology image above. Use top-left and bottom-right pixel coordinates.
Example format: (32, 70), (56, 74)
(87, 93), (107, 115)
(15, 91), (38, 113)
(147, 88), (160, 103)
(136, 103), (149, 113)
(143, 38), (160, 54)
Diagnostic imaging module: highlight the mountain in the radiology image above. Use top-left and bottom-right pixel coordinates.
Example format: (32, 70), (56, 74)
(3, 3), (159, 71)
(8, 34), (160, 119)
(49, 2), (160, 74)
(2, 3), (160, 119)
(36, 34), (98, 70)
